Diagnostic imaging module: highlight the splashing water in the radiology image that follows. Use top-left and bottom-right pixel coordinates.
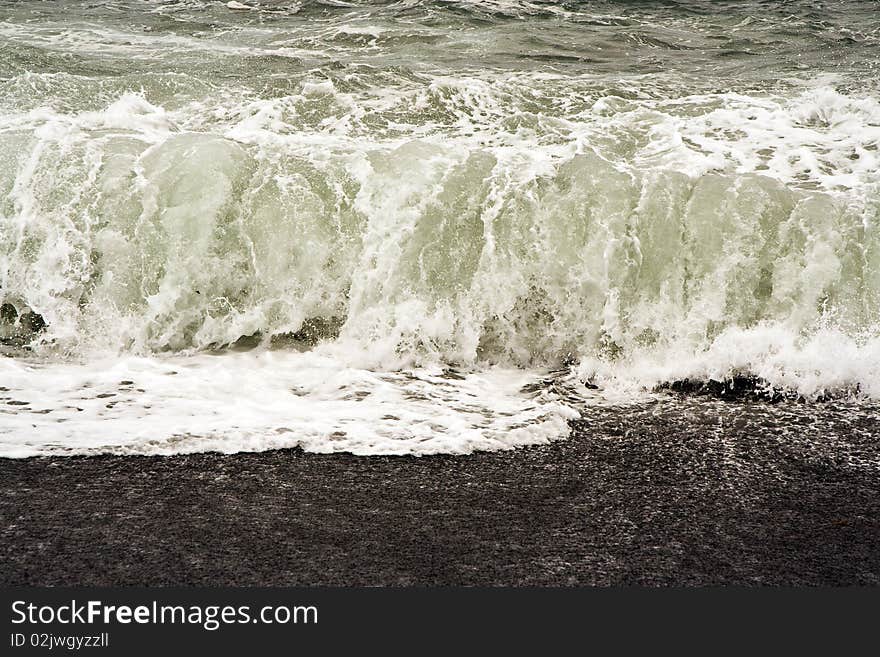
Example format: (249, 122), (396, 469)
(1, 1), (879, 456)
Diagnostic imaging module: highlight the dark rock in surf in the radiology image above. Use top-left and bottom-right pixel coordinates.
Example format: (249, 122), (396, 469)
(19, 311), (46, 335)
(659, 377), (789, 402)
(0, 303), (17, 324)
(0, 303), (47, 347)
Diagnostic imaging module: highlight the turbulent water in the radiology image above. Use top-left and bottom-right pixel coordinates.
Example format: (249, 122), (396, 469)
(1, 0), (879, 456)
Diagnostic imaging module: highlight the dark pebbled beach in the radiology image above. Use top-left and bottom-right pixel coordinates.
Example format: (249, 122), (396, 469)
(1, 396), (879, 586)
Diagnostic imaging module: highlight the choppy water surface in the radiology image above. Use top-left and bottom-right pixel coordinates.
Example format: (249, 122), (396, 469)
(1, 1), (878, 456)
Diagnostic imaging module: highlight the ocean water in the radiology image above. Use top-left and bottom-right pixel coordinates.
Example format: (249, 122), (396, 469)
(1, 0), (878, 456)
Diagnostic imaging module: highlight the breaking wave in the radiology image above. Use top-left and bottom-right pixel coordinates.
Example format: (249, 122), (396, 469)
(1, 1), (878, 456)
(3, 82), (879, 387)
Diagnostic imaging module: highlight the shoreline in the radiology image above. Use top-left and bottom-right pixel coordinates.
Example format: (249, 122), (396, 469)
(2, 399), (879, 586)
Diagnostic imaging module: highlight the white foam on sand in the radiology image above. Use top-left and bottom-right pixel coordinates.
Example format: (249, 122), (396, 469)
(0, 349), (578, 458)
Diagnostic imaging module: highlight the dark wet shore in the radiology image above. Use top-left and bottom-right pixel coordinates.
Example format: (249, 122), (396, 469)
(1, 397), (878, 586)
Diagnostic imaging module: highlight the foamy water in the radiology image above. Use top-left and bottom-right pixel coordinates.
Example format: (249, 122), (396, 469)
(0, 349), (579, 457)
(1, 1), (878, 456)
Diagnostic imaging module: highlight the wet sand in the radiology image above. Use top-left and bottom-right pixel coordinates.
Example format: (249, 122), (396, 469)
(1, 396), (878, 586)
